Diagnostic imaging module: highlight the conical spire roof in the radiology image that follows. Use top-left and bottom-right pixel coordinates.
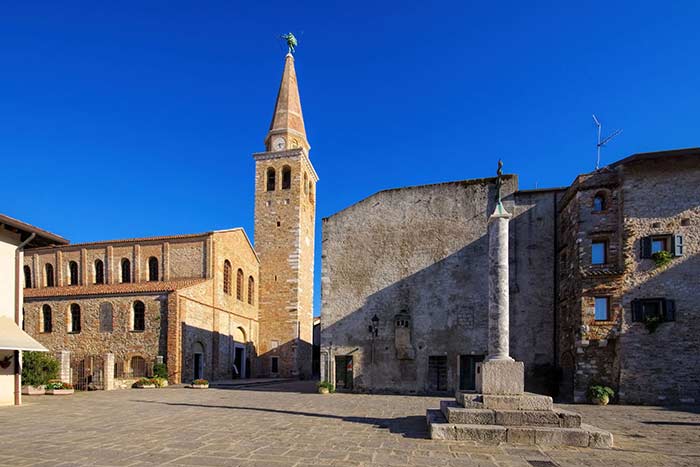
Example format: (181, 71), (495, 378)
(265, 53), (308, 151)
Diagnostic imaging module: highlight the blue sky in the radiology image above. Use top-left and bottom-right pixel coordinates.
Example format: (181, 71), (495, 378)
(2, 1), (699, 314)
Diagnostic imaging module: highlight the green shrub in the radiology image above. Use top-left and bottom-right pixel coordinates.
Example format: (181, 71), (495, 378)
(153, 363), (168, 379)
(317, 380), (335, 392)
(652, 250), (673, 268)
(45, 381), (72, 390)
(643, 315), (662, 333)
(588, 384), (614, 401)
(22, 351), (59, 387)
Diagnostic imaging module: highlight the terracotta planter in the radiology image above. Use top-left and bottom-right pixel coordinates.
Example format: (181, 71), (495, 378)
(22, 385), (45, 395)
(46, 389), (74, 395)
(593, 395), (609, 406)
(135, 384), (156, 389)
(318, 387), (330, 394)
(191, 384), (209, 389)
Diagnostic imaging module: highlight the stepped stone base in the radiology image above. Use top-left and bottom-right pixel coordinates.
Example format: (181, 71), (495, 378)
(428, 392), (613, 448)
(427, 410), (613, 448)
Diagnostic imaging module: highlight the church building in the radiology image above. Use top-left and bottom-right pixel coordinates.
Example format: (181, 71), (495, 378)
(21, 52), (318, 384)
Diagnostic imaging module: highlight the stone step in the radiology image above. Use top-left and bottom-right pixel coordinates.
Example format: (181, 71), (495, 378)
(457, 392), (553, 411)
(426, 410), (613, 448)
(440, 401), (581, 427)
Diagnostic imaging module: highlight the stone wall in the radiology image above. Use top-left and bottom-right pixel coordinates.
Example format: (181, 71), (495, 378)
(321, 176), (558, 394)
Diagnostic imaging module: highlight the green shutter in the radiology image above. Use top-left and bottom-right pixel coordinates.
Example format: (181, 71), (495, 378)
(631, 300), (643, 322)
(640, 237), (652, 258)
(664, 299), (676, 322)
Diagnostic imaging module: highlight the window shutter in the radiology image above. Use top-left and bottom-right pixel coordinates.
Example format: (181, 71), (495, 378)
(672, 234), (684, 257)
(640, 237), (652, 259)
(664, 299), (676, 322)
(631, 300), (642, 322)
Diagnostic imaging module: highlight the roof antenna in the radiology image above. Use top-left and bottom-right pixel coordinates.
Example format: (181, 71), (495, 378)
(592, 114), (623, 170)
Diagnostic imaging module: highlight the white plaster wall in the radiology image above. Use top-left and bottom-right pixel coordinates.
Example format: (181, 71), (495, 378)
(0, 230), (21, 320)
(0, 350), (14, 405)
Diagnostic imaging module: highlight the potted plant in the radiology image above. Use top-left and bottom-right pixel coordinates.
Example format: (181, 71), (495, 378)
(317, 381), (334, 394)
(45, 381), (74, 395)
(133, 377), (156, 389)
(21, 351), (59, 395)
(651, 250), (673, 268)
(191, 379), (209, 389)
(589, 385), (614, 405)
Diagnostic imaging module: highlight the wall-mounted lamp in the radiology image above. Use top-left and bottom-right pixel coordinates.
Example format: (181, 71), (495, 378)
(368, 314), (379, 337)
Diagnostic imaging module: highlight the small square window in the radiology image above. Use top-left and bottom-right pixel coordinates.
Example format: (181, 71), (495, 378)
(592, 241), (607, 265)
(270, 340), (279, 350)
(594, 297), (609, 321)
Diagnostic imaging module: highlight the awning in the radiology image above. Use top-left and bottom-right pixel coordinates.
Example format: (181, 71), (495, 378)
(0, 316), (48, 351)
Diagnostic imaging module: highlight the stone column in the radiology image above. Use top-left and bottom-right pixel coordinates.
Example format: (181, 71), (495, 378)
(487, 207), (513, 361)
(103, 353), (115, 390)
(56, 350), (71, 384)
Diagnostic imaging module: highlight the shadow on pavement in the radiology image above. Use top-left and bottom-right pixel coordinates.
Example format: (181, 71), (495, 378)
(132, 399), (429, 439)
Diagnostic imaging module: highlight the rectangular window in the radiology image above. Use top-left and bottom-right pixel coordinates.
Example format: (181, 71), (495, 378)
(594, 297), (610, 321)
(631, 298), (676, 323)
(271, 357), (279, 374)
(651, 237), (668, 254)
(591, 241), (607, 265)
(270, 340), (279, 350)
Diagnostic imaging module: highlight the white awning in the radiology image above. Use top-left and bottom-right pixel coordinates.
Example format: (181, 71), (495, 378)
(0, 316), (48, 351)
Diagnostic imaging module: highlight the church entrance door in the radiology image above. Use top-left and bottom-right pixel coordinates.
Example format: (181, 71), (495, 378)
(335, 356), (353, 390)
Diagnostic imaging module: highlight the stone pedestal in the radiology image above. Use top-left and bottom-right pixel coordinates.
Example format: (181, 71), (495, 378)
(476, 360), (524, 395)
(56, 350), (71, 384)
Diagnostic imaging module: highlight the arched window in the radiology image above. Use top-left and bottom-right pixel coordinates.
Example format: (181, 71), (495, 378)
(593, 193), (606, 212)
(148, 256), (159, 282)
(121, 258), (131, 283)
(23, 265), (32, 288)
(236, 269), (244, 301)
(266, 167), (276, 191)
(68, 261), (79, 286)
(282, 166), (291, 190)
(132, 300), (145, 331)
(99, 302), (113, 333)
(69, 304), (81, 333)
(130, 356), (147, 377)
(247, 276), (255, 305)
(41, 304), (52, 333)
(223, 260), (232, 295)
(45, 263), (55, 287)
(303, 172), (308, 193)
(94, 259), (105, 284)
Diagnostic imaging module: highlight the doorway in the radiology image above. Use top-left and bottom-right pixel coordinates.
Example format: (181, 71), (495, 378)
(335, 356), (353, 390)
(193, 353), (203, 380)
(428, 356), (448, 392)
(233, 345), (245, 379)
(459, 355), (484, 391)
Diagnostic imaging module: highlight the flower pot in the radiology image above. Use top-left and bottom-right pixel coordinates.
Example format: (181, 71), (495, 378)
(135, 384), (156, 389)
(318, 387), (330, 394)
(593, 395), (609, 406)
(46, 389), (74, 395)
(191, 384), (209, 389)
(22, 385), (45, 395)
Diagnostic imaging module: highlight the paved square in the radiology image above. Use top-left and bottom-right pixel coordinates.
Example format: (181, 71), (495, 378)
(1, 381), (698, 466)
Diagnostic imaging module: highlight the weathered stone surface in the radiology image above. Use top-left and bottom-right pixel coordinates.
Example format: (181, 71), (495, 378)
(487, 209), (513, 361)
(555, 408), (582, 428)
(583, 423), (615, 449)
(476, 360), (524, 395)
(440, 400), (495, 424)
(506, 426), (536, 444)
(481, 393), (553, 411)
(534, 426), (589, 447)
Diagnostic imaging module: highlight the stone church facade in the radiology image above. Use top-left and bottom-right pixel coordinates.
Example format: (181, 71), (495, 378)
(22, 52), (317, 383)
(321, 148), (699, 405)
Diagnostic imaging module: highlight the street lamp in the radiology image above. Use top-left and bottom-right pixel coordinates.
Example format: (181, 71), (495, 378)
(369, 314), (379, 337)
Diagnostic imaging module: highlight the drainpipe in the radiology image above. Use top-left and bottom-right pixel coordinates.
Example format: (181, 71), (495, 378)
(14, 232), (35, 405)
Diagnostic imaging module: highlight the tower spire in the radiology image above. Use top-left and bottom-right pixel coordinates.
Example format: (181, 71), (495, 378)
(265, 53), (309, 152)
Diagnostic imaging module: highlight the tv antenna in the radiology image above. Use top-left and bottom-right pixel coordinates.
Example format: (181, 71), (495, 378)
(592, 114), (623, 170)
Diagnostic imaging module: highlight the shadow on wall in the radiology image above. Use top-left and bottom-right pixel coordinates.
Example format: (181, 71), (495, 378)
(179, 323), (257, 384)
(256, 339), (314, 380)
(615, 252), (700, 405)
(321, 192), (556, 396)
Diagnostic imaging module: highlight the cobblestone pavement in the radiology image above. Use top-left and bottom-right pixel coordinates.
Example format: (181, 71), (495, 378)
(1, 381), (699, 466)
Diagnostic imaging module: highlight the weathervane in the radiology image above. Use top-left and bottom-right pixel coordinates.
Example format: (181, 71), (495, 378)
(281, 32), (298, 54)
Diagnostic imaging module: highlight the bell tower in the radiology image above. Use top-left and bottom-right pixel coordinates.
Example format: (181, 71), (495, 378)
(253, 52), (318, 378)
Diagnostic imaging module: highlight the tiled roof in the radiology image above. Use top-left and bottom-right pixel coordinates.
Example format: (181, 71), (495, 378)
(23, 279), (208, 299)
(0, 213), (69, 247)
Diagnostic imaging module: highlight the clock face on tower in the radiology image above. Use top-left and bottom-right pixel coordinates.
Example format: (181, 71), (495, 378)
(272, 137), (286, 151)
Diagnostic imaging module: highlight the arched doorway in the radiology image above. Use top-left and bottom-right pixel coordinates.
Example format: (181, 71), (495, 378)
(559, 351), (575, 403)
(233, 327), (247, 379)
(192, 342), (205, 381)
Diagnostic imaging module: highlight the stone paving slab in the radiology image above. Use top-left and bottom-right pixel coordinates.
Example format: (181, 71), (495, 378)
(0, 381), (698, 466)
